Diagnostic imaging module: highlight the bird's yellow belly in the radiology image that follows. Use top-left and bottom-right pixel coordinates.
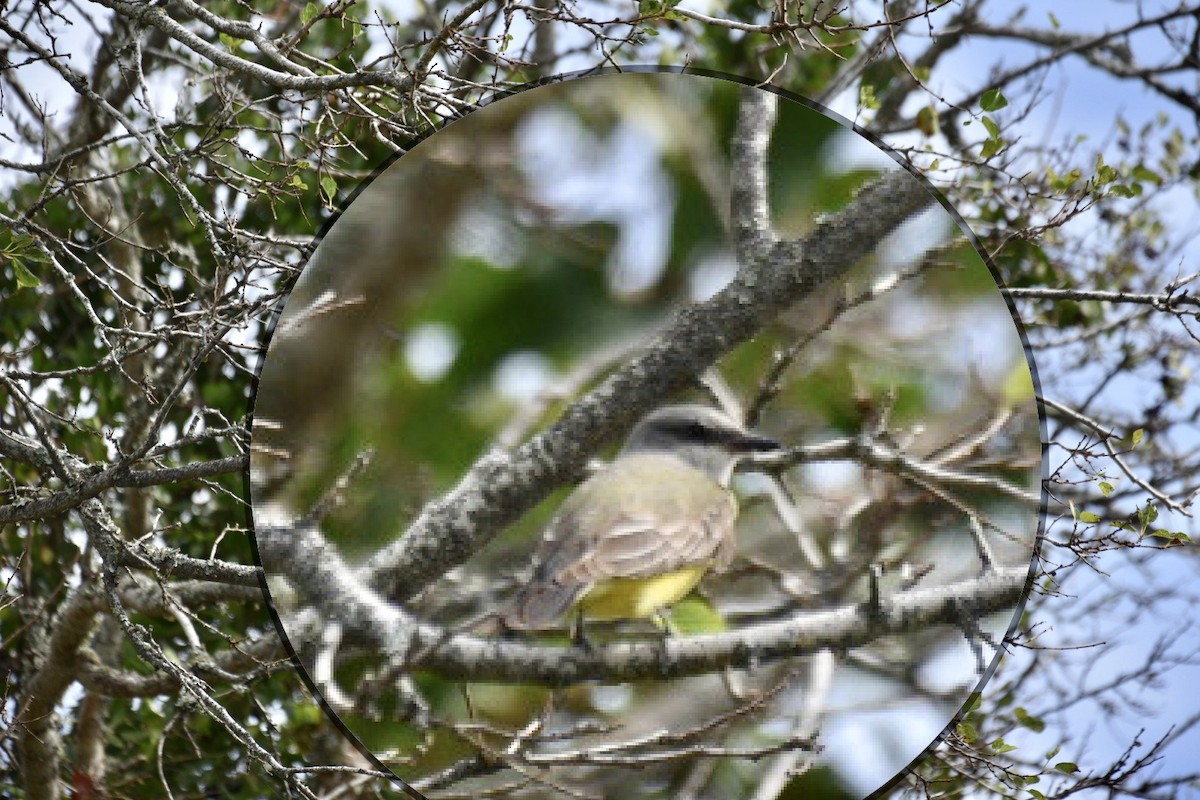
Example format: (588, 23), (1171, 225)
(577, 566), (708, 621)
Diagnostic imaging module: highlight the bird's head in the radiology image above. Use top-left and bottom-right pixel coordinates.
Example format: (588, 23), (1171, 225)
(619, 404), (782, 484)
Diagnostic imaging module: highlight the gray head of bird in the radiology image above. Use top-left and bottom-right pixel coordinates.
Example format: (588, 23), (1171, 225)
(617, 404), (782, 485)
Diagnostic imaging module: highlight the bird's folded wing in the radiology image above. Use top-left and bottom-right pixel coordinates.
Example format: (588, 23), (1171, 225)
(558, 500), (736, 582)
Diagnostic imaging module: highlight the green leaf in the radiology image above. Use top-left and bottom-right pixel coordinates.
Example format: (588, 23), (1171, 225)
(1054, 762), (1080, 774)
(1099, 481), (1114, 497)
(982, 115), (1000, 138)
(638, 0), (664, 14)
(219, 33), (243, 51)
(1149, 530), (1191, 544)
(1048, 11), (1060, 28)
(320, 174), (338, 201)
(1132, 164), (1163, 185)
(991, 737), (1018, 753)
(980, 138), (1003, 159)
(290, 175), (308, 190)
(1029, 791), (1045, 800)
(1077, 511), (1101, 523)
(917, 105), (939, 137)
(1015, 707), (1046, 733)
(860, 83), (880, 111)
(301, 2), (321, 24)
(1052, 168), (1083, 192)
(1131, 428), (1145, 445)
(1096, 164), (1119, 185)
(957, 721), (978, 743)
(666, 596), (727, 634)
(12, 259), (40, 288)
(981, 88), (1009, 112)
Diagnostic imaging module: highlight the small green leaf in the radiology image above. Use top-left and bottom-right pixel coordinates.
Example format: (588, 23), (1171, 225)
(1054, 762), (1080, 774)
(320, 174), (338, 201)
(860, 84), (880, 111)
(981, 89), (1009, 112)
(982, 115), (1001, 138)
(1015, 707), (1046, 733)
(667, 596), (727, 634)
(980, 138), (1003, 158)
(991, 737), (1018, 753)
(1096, 165), (1119, 186)
(1078, 511), (1101, 523)
(917, 105), (939, 137)
(1029, 790), (1045, 800)
(219, 33), (243, 51)
(12, 260), (40, 288)
(1048, 11), (1060, 29)
(1132, 164), (1163, 185)
(1053, 168), (1082, 192)
(1098, 481), (1114, 497)
(290, 175), (308, 190)
(1149, 530), (1191, 544)
(301, 2), (321, 24)
(1131, 428), (1145, 446)
(957, 721), (978, 743)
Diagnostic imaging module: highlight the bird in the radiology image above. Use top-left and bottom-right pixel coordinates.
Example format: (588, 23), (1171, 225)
(502, 404), (781, 633)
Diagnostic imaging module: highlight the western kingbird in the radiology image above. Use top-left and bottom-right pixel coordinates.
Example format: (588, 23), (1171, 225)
(503, 404), (781, 630)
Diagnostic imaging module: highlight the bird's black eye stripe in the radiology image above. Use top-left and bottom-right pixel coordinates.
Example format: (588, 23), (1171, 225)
(655, 419), (715, 440)
(658, 418), (734, 443)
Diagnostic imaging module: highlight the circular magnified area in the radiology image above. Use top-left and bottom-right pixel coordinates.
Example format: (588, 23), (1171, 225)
(251, 72), (1043, 800)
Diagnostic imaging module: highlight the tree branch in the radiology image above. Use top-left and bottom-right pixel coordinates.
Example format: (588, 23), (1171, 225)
(260, 519), (1026, 685)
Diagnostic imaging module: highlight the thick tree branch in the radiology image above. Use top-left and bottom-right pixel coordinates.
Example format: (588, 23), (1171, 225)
(731, 88), (777, 258)
(260, 519), (1025, 685)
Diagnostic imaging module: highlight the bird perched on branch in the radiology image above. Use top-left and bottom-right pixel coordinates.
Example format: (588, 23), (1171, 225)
(503, 404), (781, 633)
